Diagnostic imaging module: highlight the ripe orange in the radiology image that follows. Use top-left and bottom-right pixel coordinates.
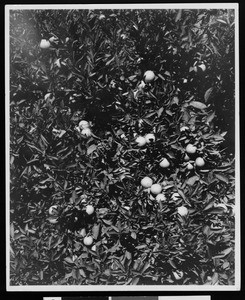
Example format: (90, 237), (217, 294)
(86, 205), (94, 215)
(195, 157), (205, 167)
(177, 206), (188, 216)
(159, 158), (170, 168)
(144, 70), (155, 83)
(150, 183), (162, 195)
(136, 136), (146, 147)
(83, 236), (93, 246)
(186, 163), (194, 170)
(141, 176), (153, 188)
(145, 133), (155, 143)
(186, 144), (197, 154)
(155, 193), (166, 202)
(40, 39), (51, 49)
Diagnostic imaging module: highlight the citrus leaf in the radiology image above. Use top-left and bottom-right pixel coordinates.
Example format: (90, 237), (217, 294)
(64, 257), (75, 264)
(87, 144), (97, 155)
(157, 107), (164, 117)
(216, 18), (227, 24)
(92, 223), (100, 239)
(213, 247), (233, 259)
(125, 251), (132, 260)
(204, 87), (213, 102)
(215, 173), (229, 184)
(157, 73), (165, 81)
(186, 175), (199, 186)
(79, 269), (86, 277)
(205, 207), (226, 215)
(206, 111), (215, 124)
(141, 261), (150, 274)
(189, 101), (207, 110)
(175, 9), (182, 22)
(131, 276), (140, 285)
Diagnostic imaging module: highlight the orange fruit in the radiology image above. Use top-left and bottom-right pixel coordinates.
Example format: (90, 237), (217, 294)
(150, 183), (162, 195)
(144, 70), (155, 83)
(195, 157), (205, 167)
(177, 206), (188, 216)
(186, 163), (194, 170)
(83, 236), (93, 246)
(141, 176), (153, 188)
(86, 205), (94, 215)
(186, 144), (197, 154)
(136, 136), (146, 147)
(159, 158), (170, 168)
(155, 193), (166, 202)
(145, 133), (155, 143)
(40, 39), (51, 49)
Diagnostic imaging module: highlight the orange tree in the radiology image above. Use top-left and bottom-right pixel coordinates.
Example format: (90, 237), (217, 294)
(9, 9), (235, 285)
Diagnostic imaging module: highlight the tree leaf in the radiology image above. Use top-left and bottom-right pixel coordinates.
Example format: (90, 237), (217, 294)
(175, 10), (182, 22)
(213, 247), (233, 259)
(157, 73), (165, 81)
(215, 173), (229, 184)
(87, 144), (97, 155)
(205, 207), (226, 215)
(204, 87), (213, 102)
(157, 107), (164, 117)
(131, 276), (140, 285)
(92, 223), (100, 239)
(186, 175), (199, 186)
(206, 111), (215, 124)
(189, 101), (207, 110)
(79, 269), (86, 277)
(64, 257), (74, 264)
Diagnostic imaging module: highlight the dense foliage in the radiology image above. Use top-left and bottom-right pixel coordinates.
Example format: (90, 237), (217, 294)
(9, 8), (235, 285)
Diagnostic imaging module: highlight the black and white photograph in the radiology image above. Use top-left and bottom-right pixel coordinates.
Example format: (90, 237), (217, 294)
(5, 3), (240, 291)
